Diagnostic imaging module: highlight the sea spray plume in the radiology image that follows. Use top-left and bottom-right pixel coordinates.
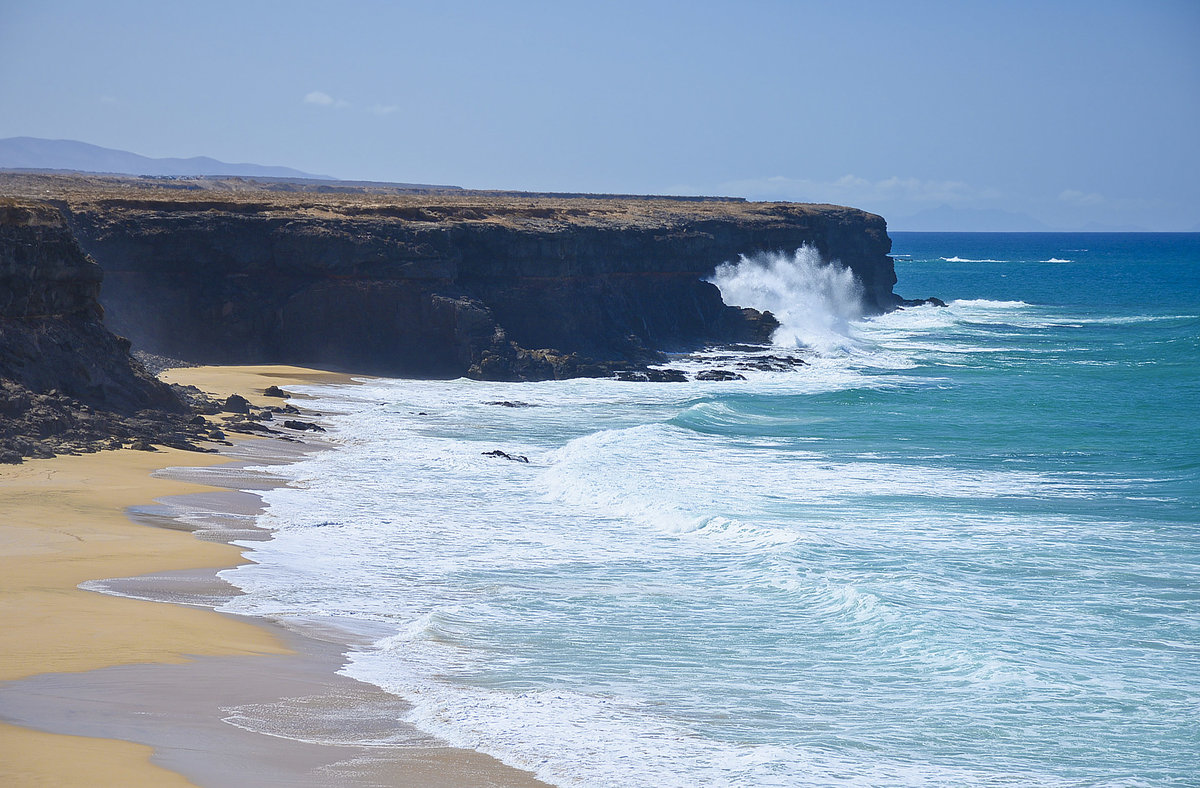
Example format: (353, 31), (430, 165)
(710, 245), (865, 353)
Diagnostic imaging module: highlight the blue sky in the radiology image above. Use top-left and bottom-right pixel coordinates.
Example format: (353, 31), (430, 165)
(2, 0), (1197, 230)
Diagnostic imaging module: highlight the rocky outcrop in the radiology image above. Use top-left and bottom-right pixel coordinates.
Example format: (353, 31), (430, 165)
(0, 199), (209, 462)
(2, 173), (905, 382)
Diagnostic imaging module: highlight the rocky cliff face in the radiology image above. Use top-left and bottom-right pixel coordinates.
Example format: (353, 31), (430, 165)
(0, 198), (204, 462)
(0, 199), (179, 410)
(45, 186), (897, 380)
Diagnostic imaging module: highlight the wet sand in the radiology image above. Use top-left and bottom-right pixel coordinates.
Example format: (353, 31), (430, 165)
(0, 365), (549, 787)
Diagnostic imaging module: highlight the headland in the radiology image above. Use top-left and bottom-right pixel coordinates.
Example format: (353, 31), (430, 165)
(2, 171), (902, 382)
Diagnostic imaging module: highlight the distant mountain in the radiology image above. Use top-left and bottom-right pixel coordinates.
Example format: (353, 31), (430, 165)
(0, 137), (333, 179)
(889, 204), (1055, 232)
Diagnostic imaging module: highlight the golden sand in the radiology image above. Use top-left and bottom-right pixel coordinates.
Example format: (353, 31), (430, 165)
(0, 365), (351, 787)
(0, 726), (195, 788)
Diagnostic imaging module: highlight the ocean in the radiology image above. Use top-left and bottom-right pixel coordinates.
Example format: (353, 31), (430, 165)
(216, 232), (1199, 786)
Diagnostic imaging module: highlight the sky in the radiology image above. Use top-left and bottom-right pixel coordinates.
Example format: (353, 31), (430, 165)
(2, 0), (1198, 230)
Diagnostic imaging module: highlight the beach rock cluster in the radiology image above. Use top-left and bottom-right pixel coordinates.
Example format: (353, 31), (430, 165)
(0, 199), (210, 462)
(0, 380), (216, 463)
(5, 173), (906, 381)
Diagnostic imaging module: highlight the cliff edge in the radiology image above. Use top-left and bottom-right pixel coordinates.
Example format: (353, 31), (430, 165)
(3, 173), (903, 381)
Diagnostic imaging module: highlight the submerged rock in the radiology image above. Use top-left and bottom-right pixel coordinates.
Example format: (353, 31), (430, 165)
(737, 355), (808, 372)
(696, 369), (747, 381)
(615, 368), (688, 383)
(482, 449), (530, 463)
(896, 296), (948, 308)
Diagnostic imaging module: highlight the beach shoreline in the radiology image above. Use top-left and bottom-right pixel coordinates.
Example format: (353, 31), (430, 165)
(0, 365), (549, 788)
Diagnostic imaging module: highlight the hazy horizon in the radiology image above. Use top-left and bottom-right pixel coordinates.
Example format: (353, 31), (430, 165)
(2, 1), (1197, 231)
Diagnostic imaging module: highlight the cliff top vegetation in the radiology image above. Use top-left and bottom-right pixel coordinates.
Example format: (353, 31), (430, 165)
(0, 172), (879, 232)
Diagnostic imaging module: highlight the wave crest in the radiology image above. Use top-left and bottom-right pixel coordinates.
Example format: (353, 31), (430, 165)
(710, 245), (864, 355)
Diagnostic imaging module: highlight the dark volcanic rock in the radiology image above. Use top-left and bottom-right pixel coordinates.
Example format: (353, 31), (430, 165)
(263, 385), (289, 398)
(282, 419), (325, 432)
(24, 177), (902, 381)
(0, 199), (208, 462)
(482, 449), (530, 463)
(223, 419), (276, 435)
(616, 368), (689, 383)
(222, 394), (251, 413)
(896, 296), (948, 308)
(0, 201), (182, 412)
(696, 369), (747, 381)
(738, 355), (809, 372)
(171, 383), (221, 414)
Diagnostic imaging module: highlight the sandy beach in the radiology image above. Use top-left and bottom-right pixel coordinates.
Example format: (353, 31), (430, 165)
(0, 365), (549, 787)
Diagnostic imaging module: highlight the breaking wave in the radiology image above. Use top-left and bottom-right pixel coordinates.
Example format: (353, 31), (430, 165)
(710, 245), (865, 354)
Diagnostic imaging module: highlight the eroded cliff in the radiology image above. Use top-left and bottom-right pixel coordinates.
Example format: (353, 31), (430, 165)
(3, 173), (902, 380)
(0, 198), (209, 461)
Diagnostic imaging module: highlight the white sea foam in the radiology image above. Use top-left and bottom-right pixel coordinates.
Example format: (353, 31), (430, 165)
(710, 245), (865, 354)
(940, 256), (1009, 263)
(946, 299), (1029, 309)
(1072, 313), (1198, 325)
(344, 634), (1077, 788)
(201, 257), (1198, 788)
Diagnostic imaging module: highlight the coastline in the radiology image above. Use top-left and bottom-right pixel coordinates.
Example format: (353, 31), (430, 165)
(0, 365), (550, 787)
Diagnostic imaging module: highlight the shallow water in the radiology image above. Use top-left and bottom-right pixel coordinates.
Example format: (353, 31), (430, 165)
(219, 233), (1200, 786)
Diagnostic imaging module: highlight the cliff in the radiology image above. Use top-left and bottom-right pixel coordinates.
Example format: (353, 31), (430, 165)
(2, 173), (902, 381)
(0, 199), (181, 410)
(0, 198), (209, 462)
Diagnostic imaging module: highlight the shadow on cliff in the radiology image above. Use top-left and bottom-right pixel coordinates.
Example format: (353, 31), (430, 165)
(44, 182), (905, 381)
(0, 199), (217, 462)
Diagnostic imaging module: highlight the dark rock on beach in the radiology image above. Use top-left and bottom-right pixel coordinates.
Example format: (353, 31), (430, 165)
(170, 383), (222, 414)
(282, 419), (325, 432)
(222, 394), (251, 413)
(222, 419), (277, 435)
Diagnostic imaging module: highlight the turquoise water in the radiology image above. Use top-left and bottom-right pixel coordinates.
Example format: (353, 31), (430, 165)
(220, 233), (1200, 786)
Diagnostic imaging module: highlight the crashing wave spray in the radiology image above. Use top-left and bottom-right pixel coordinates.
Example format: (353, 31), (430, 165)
(710, 245), (865, 354)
